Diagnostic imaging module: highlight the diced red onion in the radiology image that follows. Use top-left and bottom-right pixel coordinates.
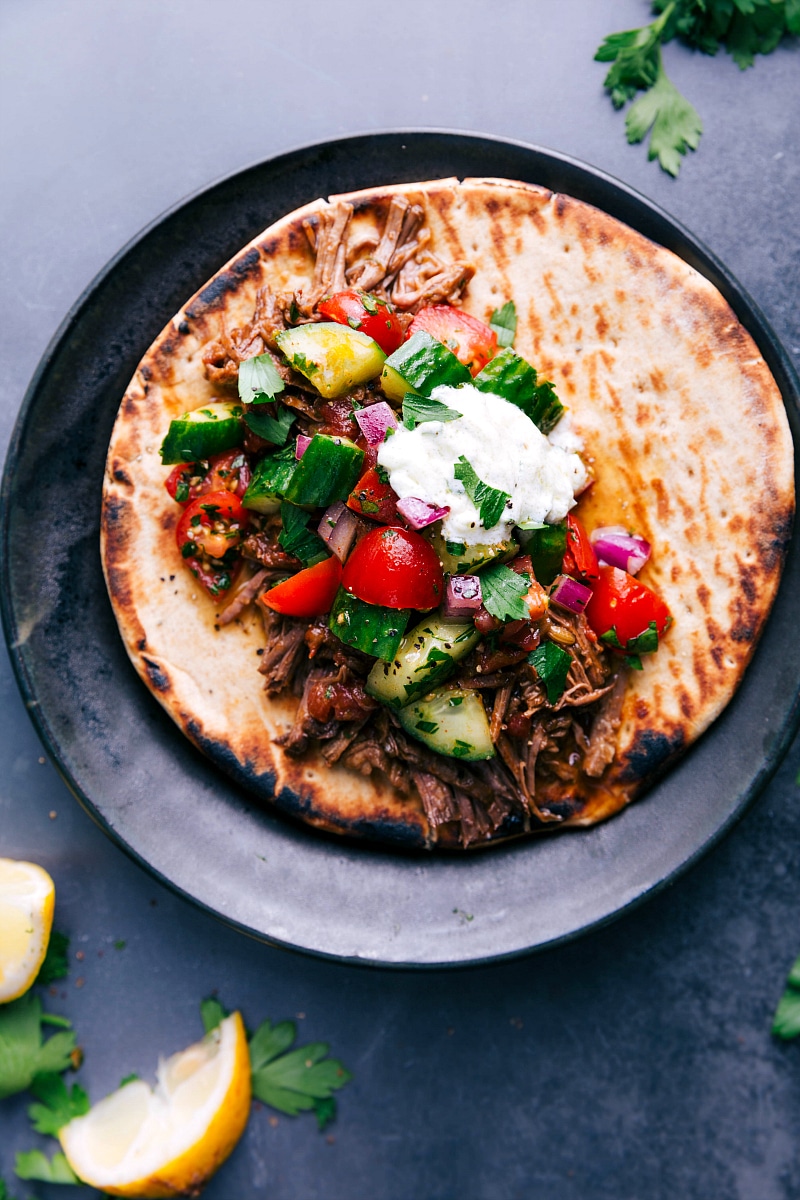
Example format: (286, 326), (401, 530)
(590, 526), (651, 575)
(317, 501), (358, 563)
(396, 496), (450, 530)
(550, 574), (593, 614)
(295, 434), (312, 460)
(442, 574), (482, 620)
(354, 402), (398, 445)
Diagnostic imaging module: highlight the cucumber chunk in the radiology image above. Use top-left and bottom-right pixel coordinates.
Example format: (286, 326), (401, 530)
(397, 686), (494, 761)
(380, 331), (471, 404)
(518, 522), (566, 585)
(329, 588), (410, 661)
(242, 445), (297, 514)
(284, 435), (364, 508)
(475, 347), (564, 433)
(160, 402), (243, 464)
(366, 617), (480, 709)
(276, 322), (386, 399)
(424, 527), (518, 575)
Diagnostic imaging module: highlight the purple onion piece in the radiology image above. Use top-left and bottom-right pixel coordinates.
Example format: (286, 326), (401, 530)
(550, 574), (593, 614)
(396, 496), (450, 530)
(317, 501), (358, 563)
(442, 574), (483, 621)
(295, 434), (312, 460)
(354, 401), (398, 445)
(590, 526), (651, 575)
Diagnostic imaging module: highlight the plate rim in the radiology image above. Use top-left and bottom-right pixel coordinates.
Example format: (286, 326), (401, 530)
(3, 128), (799, 969)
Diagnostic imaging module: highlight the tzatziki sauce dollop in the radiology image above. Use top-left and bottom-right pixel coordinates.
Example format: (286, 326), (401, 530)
(377, 384), (587, 547)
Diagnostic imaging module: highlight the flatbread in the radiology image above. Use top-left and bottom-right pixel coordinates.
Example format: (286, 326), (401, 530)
(101, 178), (794, 848)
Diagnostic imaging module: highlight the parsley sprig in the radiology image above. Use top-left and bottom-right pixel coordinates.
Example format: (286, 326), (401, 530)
(479, 563), (530, 622)
(596, 0), (800, 176)
(0, 994), (77, 1101)
(453, 456), (510, 531)
(772, 954), (800, 1040)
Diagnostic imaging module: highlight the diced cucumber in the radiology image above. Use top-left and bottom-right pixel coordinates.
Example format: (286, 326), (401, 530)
(474, 347), (538, 410)
(329, 588), (410, 661)
(474, 347), (564, 433)
(242, 445), (297, 514)
(424, 527), (517, 576)
(366, 617), (480, 709)
(519, 522), (566, 585)
(160, 402), (243, 464)
(380, 331), (471, 403)
(397, 686), (494, 761)
(284, 435), (364, 508)
(275, 322), (385, 399)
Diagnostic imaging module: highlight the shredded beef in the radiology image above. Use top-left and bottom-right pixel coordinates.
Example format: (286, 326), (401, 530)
(216, 568), (269, 625)
(258, 612), (307, 695)
(583, 671), (627, 777)
(241, 531), (301, 571)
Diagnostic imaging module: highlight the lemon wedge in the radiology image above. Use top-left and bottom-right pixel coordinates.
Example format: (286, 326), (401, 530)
(0, 857), (55, 1003)
(60, 1012), (251, 1197)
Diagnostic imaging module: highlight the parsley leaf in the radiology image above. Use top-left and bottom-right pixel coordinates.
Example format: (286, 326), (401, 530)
(27, 1071), (90, 1135)
(0, 1179), (17, 1200)
(238, 352), (285, 405)
(772, 954), (800, 1040)
(244, 403), (295, 446)
(35, 930), (70, 987)
(14, 1150), (79, 1185)
(625, 51), (702, 177)
(402, 393), (462, 430)
(625, 620), (660, 655)
(278, 503), (329, 566)
(200, 996), (227, 1034)
(249, 1018), (352, 1121)
(489, 301), (517, 348)
(453, 456), (510, 530)
(528, 642), (572, 704)
(0, 994), (76, 1101)
(479, 563), (530, 622)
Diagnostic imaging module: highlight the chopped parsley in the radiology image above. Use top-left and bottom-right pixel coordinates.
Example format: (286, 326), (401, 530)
(278, 504), (329, 567)
(35, 930), (70, 987)
(415, 720), (439, 734)
(489, 301), (517, 348)
(27, 1072), (90, 1135)
(238, 352), (285, 404)
(402, 393), (462, 430)
(453, 456), (510, 530)
(773, 954), (800, 1040)
(244, 403), (295, 446)
(479, 563), (530, 622)
(528, 642), (572, 704)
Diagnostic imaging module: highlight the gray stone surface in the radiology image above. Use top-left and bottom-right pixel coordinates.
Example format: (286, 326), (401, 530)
(1, 2), (799, 1197)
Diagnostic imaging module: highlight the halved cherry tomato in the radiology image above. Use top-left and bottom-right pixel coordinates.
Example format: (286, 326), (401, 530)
(318, 289), (404, 355)
(342, 526), (444, 610)
(585, 565), (671, 650)
(175, 490), (249, 597)
(346, 467), (399, 523)
(259, 555), (342, 618)
(406, 305), (498, 376)
(166, 451), (251, 505)
(562, 513), (599, 581)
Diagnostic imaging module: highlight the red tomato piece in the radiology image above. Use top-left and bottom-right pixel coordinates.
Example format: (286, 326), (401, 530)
(175, 490), (249, 597)
(165, 451), (250, 505)
(585, 565), (671, 650)
(342, 526), (444, 610)
(318, 289), (404, 355)
(259, 555), (342, 618)
(406, 305), (498, 376)
(562, 513), (599, 580)
(346, 467), (399, 523)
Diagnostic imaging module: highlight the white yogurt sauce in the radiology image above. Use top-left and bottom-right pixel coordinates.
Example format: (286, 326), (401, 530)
(377, 384), (587, 547)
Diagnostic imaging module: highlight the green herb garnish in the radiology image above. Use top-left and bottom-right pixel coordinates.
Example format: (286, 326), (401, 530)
(244, 404), (295, 446)
(479, 563), (530, 622)
(402, 393), (462, 430)
(238, 352), (286, 404)
(453, 456), (510, 530)
(278, 504), (329, 567)
(13, 1151), (79, 1185)
(35, 930), (70, 987)
(528, 642), (572, 704)
(249, 1018), (352, 1130)
(27, 1072), (90, 1135)
(489, 301), (517, 348)
(773, 954), (800, 1040)
(0, 994), (77, 1101)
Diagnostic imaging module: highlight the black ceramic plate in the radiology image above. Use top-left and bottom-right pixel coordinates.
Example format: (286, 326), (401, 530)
(3, 132), (799, 968)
